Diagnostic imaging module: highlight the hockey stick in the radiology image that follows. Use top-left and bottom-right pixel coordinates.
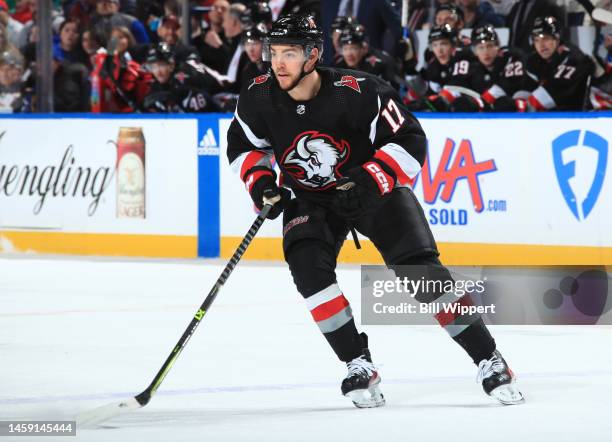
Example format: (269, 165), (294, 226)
(77, 201), (277, 427)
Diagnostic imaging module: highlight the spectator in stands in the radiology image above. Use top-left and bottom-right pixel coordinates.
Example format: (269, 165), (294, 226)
(64, 0), (98, 30)
(91, 0), (150, 46)
(506, 0), (565, 52)
(81, 27), (104, 68)
(90, 24), (151, 112)
(0, 20), (21, 61)
(16, 0), (64, 51)
(525, 16), (593, 111)
(207, 0), (229, 34)
(0, 0), (23, 47)
(81, 28), (102, 55)
(155, 15), (199, 64)
(590, 29), (612, 109)
(53, 49), (91, 112)
(54, 19), (89, 66)
(0, 50), (26, 112)
(459, 0), (505, 27)
(488, 0), (520, 21)
(192, 0), (231, 72)
(119, 0), (138, 17)
(11, 0), (33, 24)
(132, 0), (164, 43)
(195, 2), (245, 74)
(109, 25), (139, 60)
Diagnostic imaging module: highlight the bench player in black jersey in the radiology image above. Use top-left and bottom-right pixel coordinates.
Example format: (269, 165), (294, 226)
(439, 25), (530, 112)
(334, 24), (396, 87)
(226, 14), (524, 408)
(525, 16), (593, 111)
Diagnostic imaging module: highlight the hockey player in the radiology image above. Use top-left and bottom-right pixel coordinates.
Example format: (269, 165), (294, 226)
(226, 14), (524, 408)
(405, 24), (471, 111)
(237, 23), (269, 90)
(525, 16), (593, 111)
(335, 24), (395, 86)
(142, 43), (221, 113)
(330, 15), (356, 64)
(423, 24), (458, 94)
(439, 24), (529, 111)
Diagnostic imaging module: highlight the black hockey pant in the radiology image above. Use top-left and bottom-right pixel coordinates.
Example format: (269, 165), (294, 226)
(282, 188), (495, 364)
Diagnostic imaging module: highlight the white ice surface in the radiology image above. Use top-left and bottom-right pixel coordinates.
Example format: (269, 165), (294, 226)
(1, 256), (611, 442)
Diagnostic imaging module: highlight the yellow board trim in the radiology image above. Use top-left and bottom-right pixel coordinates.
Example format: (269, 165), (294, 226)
(221, 236), (612, 265)
(0, 230), (197, 258)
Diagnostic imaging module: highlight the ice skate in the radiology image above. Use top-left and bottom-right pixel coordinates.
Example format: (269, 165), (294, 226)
(341, 344), (385, 408)
(477, 350), (525, 405)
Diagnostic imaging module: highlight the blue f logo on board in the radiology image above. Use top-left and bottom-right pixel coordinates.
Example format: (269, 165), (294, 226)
(552, 130), (608, 221)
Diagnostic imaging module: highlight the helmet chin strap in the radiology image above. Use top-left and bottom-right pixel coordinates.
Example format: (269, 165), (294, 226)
(285, 53), (316, 91)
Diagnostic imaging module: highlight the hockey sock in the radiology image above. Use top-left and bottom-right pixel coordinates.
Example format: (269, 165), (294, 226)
(286, 240), (364, 362)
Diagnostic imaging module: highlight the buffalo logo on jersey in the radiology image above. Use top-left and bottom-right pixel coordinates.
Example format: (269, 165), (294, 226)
(248, 74), (271, 90)
(281, 131), (350, 190)
(333, 75), (365, 93)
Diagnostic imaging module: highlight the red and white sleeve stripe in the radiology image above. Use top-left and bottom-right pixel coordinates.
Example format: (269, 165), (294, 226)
(374, 143), (422, 186)
(528, 86), (556, 111)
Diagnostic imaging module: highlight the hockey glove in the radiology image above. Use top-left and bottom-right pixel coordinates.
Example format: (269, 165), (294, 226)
(333, 160), (396, 220)
(246, 169), (290, 220)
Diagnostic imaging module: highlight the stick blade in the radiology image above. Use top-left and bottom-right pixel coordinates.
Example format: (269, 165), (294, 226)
(593, 7), (612, 25)
(77, 397), (142, 428)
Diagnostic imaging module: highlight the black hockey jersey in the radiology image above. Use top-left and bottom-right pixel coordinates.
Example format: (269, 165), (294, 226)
(443, 47), (528, 107)
(143, 61), (221, 113)
(335, 53), (396, 86)
(525, 44), (594, 111)
(421, 58), (453, 94)
(226, 67), (427, 202)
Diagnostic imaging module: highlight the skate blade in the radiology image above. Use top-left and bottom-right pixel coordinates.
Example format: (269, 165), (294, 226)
(345, 385), (386, 408)
(489, 383), (525, 405)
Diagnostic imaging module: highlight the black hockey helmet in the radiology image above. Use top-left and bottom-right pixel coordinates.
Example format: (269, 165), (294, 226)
(428, 23), (457, 45)
(531, 16), (561, 40)
(471, 24), (499, 45)
(241, 2), (273, 29)
(145, 42), (175, 65)
(331, 15), (356, 33)
(340, 24), (367, 47)
(263, 13), (324, 62)
(241, 22), (268, 43)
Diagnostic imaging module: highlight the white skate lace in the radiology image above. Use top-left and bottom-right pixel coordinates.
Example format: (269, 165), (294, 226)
(347, 355), (376, 378)
(476, 353), (505, 384)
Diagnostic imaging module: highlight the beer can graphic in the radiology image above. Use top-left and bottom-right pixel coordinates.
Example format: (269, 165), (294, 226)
(116, 127), (146, 218)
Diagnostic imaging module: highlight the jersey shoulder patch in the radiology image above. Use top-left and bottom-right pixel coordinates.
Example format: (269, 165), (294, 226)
(247, 73), (271, 90)
(333, 74), (367, 93)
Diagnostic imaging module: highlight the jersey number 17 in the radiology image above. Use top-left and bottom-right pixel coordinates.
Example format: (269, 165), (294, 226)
(381, 99), (405, 133)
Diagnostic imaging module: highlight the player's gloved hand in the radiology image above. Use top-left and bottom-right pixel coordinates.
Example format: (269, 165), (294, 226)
(247, 171), (290, 220)
(333, 161), (395, 220)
